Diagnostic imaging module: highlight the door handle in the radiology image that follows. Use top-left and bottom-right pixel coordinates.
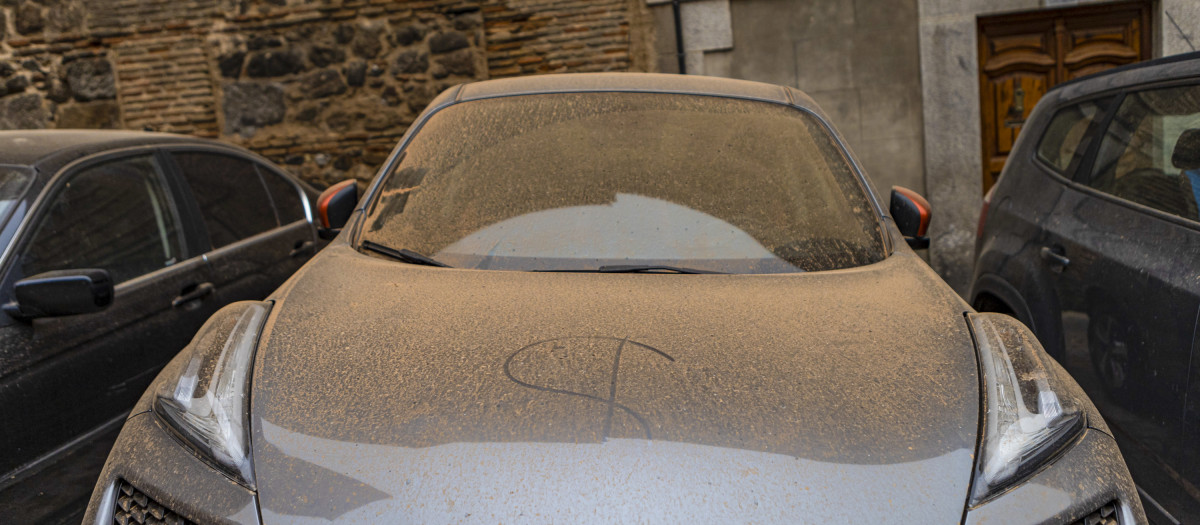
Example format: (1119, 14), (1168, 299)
(1040, 246), (1070, 272)
(172, 282), (215, 308)
(289, 240), (315, 258)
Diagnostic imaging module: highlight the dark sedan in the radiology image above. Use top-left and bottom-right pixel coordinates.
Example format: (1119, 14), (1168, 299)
(0, 131), (320, 522)
(972, 51), (1200, 524)
(87, 74), (1143, 524)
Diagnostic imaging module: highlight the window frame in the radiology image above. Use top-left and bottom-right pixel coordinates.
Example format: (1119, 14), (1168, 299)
(159, 144), (314, 253)
(0, 147), (202, 298)
(1033, 98), (1113, 179)
(1065, 76), (1200, 231)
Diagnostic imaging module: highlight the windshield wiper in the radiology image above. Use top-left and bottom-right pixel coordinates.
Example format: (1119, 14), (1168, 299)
(596, 265), (723, 274)
(361, 241), (452, 268)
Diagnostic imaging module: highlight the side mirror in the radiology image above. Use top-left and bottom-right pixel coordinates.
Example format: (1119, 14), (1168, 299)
(890, 186), (931, 250)
(3, 269), (114, 320)
(317, 179), (358, 240)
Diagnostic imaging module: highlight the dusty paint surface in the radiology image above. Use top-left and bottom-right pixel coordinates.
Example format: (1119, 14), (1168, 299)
(250, 242), (979, 521)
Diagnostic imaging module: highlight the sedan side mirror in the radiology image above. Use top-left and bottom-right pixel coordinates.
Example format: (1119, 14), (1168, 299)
(317, 179), (358, 240)
(890, 186), (931, 250)
(3, 269), (114, 320)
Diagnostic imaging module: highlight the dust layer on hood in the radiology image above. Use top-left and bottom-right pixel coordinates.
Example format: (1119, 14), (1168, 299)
(252, 245), (977, 464)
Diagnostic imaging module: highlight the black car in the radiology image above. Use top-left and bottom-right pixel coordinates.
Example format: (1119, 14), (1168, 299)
(972, 52), (1200, 524)
(0, 131), (320, 522)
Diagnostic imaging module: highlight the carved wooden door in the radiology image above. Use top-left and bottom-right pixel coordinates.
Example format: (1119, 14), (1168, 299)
(978, 2), (1151, 193)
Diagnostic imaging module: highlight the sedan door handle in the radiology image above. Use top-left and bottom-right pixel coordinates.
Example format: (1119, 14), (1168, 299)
(1039, 246), (1070, 272)
(172, 282), (215, 308)
(289, 240), (315, 258)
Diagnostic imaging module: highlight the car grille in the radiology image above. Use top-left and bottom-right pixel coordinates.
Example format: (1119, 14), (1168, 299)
(114, 479), (194, 525)
(1069, 500), (1120, 525)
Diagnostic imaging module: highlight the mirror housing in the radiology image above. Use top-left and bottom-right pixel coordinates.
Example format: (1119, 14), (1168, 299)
(3, 269), (114, 320)
(890, 186), (931, 249)
(317, 179), (358, 240)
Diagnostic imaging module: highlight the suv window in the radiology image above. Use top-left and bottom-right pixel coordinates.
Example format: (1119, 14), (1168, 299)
(1085, 84), (1200, 222)
(1037, 100), (1106, 174)
(258, 166), (306, 224)
(173, 152), (278, 248)
(21, 155), (183, 284)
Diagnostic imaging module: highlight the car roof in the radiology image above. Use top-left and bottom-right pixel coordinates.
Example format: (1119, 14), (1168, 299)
(0, 130), (216, 174)
(450, 72), (822, 113)
(1048, 51), (1200, 103)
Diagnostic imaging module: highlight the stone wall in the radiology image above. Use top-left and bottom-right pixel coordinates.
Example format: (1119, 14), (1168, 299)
(0, 0), (651, 187)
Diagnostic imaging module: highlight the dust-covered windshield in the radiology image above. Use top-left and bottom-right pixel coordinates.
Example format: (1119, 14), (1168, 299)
(360, 92), (885, 273)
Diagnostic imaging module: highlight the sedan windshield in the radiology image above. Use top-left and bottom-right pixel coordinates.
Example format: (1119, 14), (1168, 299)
(361, 92), (885, 273)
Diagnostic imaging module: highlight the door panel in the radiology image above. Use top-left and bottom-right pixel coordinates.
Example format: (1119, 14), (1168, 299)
(0, 153), (219, 476)
(204, 220), (313, 304)
(0, 259), (217, 475)
(1046, 82), (1200, 522)
(978, 1), (1151, 193)
(168, 150), (315, 304)
(1046, 188), (1200, 523)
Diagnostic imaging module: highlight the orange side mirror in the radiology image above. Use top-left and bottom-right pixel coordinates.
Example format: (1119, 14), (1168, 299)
(890, 186), (931, 249)
(317, 180), (358, 236)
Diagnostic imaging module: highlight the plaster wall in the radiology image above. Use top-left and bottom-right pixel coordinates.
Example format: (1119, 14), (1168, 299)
(650, 0), (927, 206)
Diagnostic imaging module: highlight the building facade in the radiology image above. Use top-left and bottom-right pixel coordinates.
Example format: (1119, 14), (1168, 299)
(646, 0), (1198, 292)
(0, 0), (1195, 291)
(0, 0), (653, 187)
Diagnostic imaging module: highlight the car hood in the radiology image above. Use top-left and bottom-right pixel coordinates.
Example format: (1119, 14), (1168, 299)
(250, 244), (980, 523)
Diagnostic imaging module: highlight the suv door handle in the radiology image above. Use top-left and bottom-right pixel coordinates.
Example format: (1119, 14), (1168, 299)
(289, 240), (315, 258)
(172, 282), (215, 308)
(1040, 246), (1070, 272)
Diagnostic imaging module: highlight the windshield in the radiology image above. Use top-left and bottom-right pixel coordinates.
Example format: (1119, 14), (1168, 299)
(361, 92), (885, 273)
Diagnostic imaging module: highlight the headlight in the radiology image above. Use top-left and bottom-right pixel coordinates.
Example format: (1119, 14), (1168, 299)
(967, 313), (1085, 505)
(155, 301), (271, 488)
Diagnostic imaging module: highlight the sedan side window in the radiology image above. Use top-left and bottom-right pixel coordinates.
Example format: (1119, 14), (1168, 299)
(1085, 84), (1200, 222)
(21, 155), (183, 284)
(257, 165), (307, 225)
(1036, 100), (1105, 174)
(173, 152), (278, 249)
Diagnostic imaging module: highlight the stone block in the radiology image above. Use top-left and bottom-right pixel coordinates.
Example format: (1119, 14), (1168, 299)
(56, 100), (120, 129)
(310, 46), (346, 68)
(15, 1), (43, 35)
(302, 69), (348, 99)
(218, 51), (246, 78)
(246, 49), (305, 78)
(429, 31), (469, 54)
(0, 93), (48, 129)
(223, 82), (285, 135)
(393, 25), (425, 47)
(65, 58), (116, 102)
(393, 50), (429, 75)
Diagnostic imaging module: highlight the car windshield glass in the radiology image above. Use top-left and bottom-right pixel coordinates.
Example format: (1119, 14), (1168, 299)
(360, 92), (885, 274)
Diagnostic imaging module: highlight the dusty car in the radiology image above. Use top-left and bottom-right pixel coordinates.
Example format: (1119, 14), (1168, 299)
(972, 51), (1200, 524)
(85, 74), (1144, 524)
(0, 131), (320, 523)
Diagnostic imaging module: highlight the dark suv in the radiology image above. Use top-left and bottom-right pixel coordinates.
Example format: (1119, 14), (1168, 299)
(972, 51), (1200, 524)
(0, 131), (321, 522)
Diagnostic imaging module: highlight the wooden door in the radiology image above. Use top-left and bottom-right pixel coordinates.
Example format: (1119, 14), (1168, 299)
(978, 2), (1151, 193)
